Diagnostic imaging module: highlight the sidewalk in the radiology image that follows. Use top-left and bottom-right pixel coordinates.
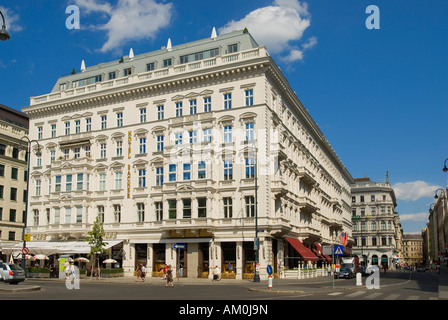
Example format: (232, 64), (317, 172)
(438, 265), (448, 299)
(0, 269), (431, 296)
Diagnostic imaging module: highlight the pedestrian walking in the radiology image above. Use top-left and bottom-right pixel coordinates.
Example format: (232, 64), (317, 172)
(166, 265), (174, 287)
(163, 264), (168, 279)
(136, 263), (143, 282)
(141, 264), (146, 282)
(327, 265), (331, 276)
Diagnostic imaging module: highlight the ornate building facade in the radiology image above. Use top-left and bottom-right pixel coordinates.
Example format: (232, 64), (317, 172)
(20, 29), (353, 279)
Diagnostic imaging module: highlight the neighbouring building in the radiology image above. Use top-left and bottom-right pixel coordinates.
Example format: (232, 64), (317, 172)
(427, 189), (448, 265)
(402, 233), (423, 267)
(17, 29), (354, 279)
(0, 104), (29, 261)
(351, 175), (403, 269)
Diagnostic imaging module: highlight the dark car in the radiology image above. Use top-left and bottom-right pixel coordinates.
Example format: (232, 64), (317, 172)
(417, 266), (425, 272)
(335, 267), (355, 279)
(0, 262), (26, 284)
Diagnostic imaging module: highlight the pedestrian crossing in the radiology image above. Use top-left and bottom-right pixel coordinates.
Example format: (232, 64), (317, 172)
(325, 290), (438, 300)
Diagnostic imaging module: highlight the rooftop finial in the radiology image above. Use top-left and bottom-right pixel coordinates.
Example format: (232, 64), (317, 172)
(81, 60), (86, 72)
(211, 27), (217, 40)
(386, 170), (389, 183)
(129, 48), (134, 60)
(167, 38), (172, 51)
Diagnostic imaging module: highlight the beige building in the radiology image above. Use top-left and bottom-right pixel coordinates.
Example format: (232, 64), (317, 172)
(0, 104), (29, 260)
(351, 176), (403, 269)
(427, 189), (448, 264)
(402, 233), (423, 267)
(19, 29), (353, 279)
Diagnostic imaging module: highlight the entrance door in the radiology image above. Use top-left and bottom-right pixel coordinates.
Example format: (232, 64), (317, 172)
(177, 245), (187, 278)
(198, 243), (209, 278)
(135, 244), (147, 270)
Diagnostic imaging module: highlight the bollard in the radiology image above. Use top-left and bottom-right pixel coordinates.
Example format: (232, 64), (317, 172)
(356, 272), (362, 286)
(268, 275), (273, 289)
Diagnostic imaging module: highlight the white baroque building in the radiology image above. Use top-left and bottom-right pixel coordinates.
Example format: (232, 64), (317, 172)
(21, 29), (354, 279)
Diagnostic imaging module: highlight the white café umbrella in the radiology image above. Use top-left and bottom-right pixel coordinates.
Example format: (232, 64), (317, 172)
(75, 257), (89, 263)
(103, 259), (117, 264)
(34, 254), (49, 260)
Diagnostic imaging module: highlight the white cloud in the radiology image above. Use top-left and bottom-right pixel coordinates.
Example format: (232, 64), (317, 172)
(219, 0), (316, 62)
(392, 181), (442, 201)
(399, 212), (428, 222)
(0, 6), (23, 32)
(75, 0), (173, 52)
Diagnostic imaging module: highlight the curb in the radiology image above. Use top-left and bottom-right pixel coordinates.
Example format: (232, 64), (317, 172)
(0, 285), (41, 293)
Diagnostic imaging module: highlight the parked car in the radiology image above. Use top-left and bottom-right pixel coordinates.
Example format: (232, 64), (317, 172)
(335, 267), (355, 279)
(0, 262), (26, 284)
(417, 266), (425, 272)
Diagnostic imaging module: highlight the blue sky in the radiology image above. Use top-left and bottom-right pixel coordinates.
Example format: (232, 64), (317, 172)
(1, 0), (447, 233)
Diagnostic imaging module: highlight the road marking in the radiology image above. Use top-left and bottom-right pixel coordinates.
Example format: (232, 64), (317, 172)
(328, 292), (343, 296)
(429, 297), (438, 300)
(384, 294), (400, 300)
(364, 292), (382, 299)
(406, 295), (419, 300)
(346, 291), (366, 297)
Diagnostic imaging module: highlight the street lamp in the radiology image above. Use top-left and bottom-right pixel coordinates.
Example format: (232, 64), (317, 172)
(443, 158), (448, 173)
(0, 10), (10, 41)
(19, 136), (41, 270)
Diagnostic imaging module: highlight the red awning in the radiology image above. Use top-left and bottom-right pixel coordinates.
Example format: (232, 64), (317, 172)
(285, 237), (319, 261)
(314, 243), (332, 262)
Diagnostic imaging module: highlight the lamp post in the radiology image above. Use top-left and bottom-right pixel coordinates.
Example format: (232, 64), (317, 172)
(19, 136), (41, 270)
(0, 10), (10, 41)
(442, 158), (448, 173)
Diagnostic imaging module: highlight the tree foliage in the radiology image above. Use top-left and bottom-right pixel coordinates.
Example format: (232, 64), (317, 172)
(85, 216), (108, 279)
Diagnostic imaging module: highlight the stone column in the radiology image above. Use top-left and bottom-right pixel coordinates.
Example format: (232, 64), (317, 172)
(236, 242), (243, 279)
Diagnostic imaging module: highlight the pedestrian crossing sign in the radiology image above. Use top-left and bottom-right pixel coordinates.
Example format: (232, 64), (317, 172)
(334, 245), (344, 255)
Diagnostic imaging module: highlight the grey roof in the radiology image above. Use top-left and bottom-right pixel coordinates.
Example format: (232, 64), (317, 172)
(51, 29), (259, 93)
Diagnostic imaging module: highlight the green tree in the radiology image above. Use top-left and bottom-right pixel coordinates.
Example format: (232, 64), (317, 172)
(85, 216), (108, 279)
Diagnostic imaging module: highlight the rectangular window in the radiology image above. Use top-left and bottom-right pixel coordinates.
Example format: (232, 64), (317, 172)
(99, 173), (106, 191)
(197, 197), (207, 218)
(224, 125), (232, 143)
(176, 102), (183, 117)
(139, 138), (146, 154)
(9, 209), (16, 222)
(0, 164), (3, 177)
(108, 72), (116, 80)
(245, 157), (255, 178)
(65, 122), (70, 135)
(64, 148), (69, 160)
(74, 147), (80, 159)
(116, 141), (123, 157)
(157, 105), (164, 120)
(223, 197), (233, 218)
(35, 179), (41, 196)
(189, 130), (197, 144)
(51, 124), (56, 137)
(146, 63), (155, 72)
(175, 132), (183, 145)
(54, 208), (60, 224)
(10, 187), (17, 201)
(224, 93), (232, 109)
(124, 68), (132, 76)
(224, 160), (233, 180)
(168, 200), (176, 219)
(228, 43), (238, 53)
(183, 199), (191, 218)
(66, 174), (72, 191)
(203, 128), (212, 142)
(137, 203), (145, 222)
(100, 143), (107, 159)
(140, 108), (146, 123)
(38, 127), (43, 139)
(117, 112), (123, 127)
(163, 59), (172, 68)
(190, 99), (197, 114)
(65, 207), (71, 224)
(97, 205), (104, 223)
(76, 206), (82, 223)
(101, 115), (107, 130)
(204, 97), (211, 112)
(138, 169), (146, 187)
(198, 161), (206, 179)
(33, 209), (39, 226)
(113, 204), (121, 223)
(155, 202), (163, 221)
(245, 196), (255, 217)
(75, 120), (81, 133)
(77, 173), (83, 190)
(156, 167), (163, 186)
(169, 164), (176, 181)
(55, 175), (62, 192)
(245, 89), (254, 106)
(11, 167), (18, 180)
(183, 163), (191, 181)
(115, 171), (122, 189)
(245, 122), (254, 141)
(157, 135), (164, 152)
(86, 118), (92, 132)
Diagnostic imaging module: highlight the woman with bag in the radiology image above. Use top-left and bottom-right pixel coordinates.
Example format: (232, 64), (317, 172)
(165, 265), (174, 287)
